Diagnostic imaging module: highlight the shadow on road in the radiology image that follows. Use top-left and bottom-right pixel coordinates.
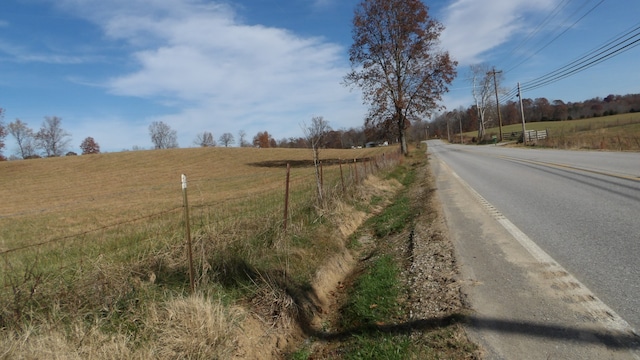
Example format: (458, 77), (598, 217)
(299, 312), (640, 352)
(467, 315), (640, 350)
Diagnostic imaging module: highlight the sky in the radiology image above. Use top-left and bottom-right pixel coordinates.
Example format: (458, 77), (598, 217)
(1, 0), (639, 153)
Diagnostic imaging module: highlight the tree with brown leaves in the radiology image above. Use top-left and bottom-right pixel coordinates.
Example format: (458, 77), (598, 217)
(80, 136), (101, 155)
(345, 0), (457, 155)
(252, 131), (274, 148)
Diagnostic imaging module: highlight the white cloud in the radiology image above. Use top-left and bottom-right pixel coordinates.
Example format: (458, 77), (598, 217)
(52, 0), (365, 146)
(439, 0), (555, 66)
(0, 38), (95, 64)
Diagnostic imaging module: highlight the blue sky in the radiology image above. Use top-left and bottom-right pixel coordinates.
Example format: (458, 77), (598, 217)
(1, 0), (639, 153)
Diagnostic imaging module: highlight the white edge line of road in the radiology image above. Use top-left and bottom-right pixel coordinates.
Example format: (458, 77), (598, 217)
(437, 158), (639, 342)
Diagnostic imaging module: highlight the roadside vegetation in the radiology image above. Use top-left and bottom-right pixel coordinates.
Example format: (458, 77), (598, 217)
(290, 150), (478, 359)
(1, 144), (480, 359)
(457, 112), (640, 150)
(0, 145), (401, 358)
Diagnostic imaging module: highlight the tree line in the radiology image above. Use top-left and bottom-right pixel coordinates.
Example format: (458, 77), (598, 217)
(429, 92), (640, 141)
(0, 115), (100, 160)
(0, 111), (432, 161)
(153, 118), (428, 151)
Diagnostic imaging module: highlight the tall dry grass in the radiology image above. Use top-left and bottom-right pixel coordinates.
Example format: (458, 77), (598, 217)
(1, 294), (243, 360)
(467, 113), (640, 150)
(539, 120), (640, 150)
(0, 145), (403, 358)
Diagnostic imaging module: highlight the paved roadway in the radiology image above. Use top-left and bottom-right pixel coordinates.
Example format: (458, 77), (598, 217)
(427, 139), (640, 358)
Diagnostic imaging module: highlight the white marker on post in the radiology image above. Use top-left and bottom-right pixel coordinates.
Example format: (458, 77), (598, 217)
(181, 174), (187, 190)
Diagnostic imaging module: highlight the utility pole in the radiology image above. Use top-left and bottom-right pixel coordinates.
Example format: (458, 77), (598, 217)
(517, 82), (527, 145)
(458, 112), (463, 144)
(489, 67), (504, 142)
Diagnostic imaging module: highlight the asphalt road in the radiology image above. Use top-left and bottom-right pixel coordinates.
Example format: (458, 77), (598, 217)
(427, 139), (640, 357)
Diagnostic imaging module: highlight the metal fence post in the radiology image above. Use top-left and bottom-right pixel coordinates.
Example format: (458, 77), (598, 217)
(354, 158), (359, 184)
(320, 161), (324, 199)
(339, 161), (345, 194)
(181, 174), (195, 294)
(283, 163), (291, 232)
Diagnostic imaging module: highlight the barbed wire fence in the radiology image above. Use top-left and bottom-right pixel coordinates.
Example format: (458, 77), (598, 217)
(0, 151), (403, 328)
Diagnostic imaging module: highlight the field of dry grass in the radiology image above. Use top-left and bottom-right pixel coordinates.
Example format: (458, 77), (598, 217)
(461, 112), (640, 150)
(0, 146), (393, 247)
(0, 144), (402, 358)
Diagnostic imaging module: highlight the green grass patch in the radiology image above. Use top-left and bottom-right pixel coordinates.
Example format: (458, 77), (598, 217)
(370, 194), (412, 238)
(367, 162), (418, 238)
(339, 254), (409, 360)
(341, 255), (401, 328)
(370, 195), (384, 206)
(345, 334), (411, 360)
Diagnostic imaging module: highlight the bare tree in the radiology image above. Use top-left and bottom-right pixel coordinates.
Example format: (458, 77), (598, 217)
(149, 121), (178, 149)
(194, 131), (216, 147)
(469, 64), (494, 140)
(238, 130), (250, 147)
(345, 0), (456, 155)
(8, 119), (37, 159)
(0, 108), (6, 160)
(302, 116), (331, 203)
(218, 132), (235, 147)
(80, 137), (100, 154)
(35, 116), (72, 157)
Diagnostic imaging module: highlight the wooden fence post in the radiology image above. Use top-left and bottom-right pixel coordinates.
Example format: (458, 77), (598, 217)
(181, 174), (195, 294)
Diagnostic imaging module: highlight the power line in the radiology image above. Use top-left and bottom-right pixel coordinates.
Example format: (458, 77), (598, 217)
(504, 0), (605, 74)
(504, 0), (572, 62)
(482, 0), (610, 105)
(520, 22), (640, 92)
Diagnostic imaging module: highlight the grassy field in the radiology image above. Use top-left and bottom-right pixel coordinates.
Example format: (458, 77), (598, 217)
(460, 112), (640, 150)
(0, 146), (394, 248)
(0, 145), (401, 358)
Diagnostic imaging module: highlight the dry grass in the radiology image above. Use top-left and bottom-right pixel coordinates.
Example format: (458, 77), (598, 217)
(464, 113), (640, 150)
(0, 145), (402, 358)
(540, 119), (640, 150)
(0, 146), (393, 250)
(148, 295), (244, 359)
(0, 294), (243, 360)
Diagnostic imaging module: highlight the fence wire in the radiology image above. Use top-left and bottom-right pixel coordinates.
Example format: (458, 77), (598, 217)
(1, 152), (402, 292)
